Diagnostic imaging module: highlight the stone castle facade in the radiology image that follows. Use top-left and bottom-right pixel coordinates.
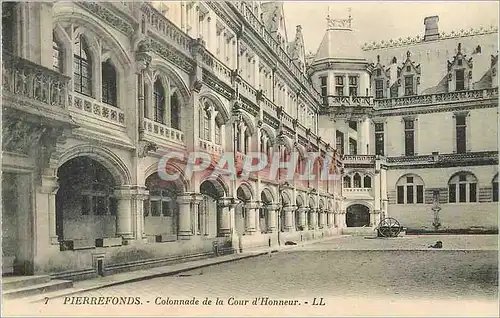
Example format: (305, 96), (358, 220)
(2, 1), (498, 278)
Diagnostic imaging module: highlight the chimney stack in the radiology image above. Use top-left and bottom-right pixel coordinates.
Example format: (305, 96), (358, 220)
(424, 16), (439, 41)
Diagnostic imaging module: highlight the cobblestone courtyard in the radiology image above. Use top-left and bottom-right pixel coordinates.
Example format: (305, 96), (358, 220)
(5, 235), (499, 316)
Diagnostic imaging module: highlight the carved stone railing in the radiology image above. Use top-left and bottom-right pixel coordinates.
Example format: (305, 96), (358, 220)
(140, 3), (192, 55)
(324, 95), (373, 107)
(344, 188), (373, 193)
(2, 52), (69, 109)
(239, 78), (257, 104)
(230, 2), (322, 104)
(387, 151), (498, 164)
(343, 155), (376, 164)
(143, 118), (184, 144)
(261, 96), (277, 114)
(374, 88), (498, 108)
(69, 92), (125, 126)
(199, 139), (223, 155)
(211, 55), (232, 86)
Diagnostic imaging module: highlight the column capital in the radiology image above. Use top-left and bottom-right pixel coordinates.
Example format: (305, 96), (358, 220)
(283, 206), (296, 212)
(38, 174), (59, 194)
(297, 207), (309, 213)
(265, 204), (281, 211)
(244, 201), (261, 209)
(176, 192), (204, 204)
(218, 197), (237, 208)
(114, 185), (149, 199)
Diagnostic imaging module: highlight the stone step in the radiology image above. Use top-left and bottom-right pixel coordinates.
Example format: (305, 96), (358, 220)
(3, 280), (73, 300)
(2, 275), (52, 291)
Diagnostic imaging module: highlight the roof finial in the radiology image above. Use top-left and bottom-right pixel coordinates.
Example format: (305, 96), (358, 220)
(348, 7), (352, 28)
(457, 43), (462, 54)
(326, 4), (331, 26)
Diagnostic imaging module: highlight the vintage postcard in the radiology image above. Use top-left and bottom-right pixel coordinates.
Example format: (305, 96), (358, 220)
(1, 0), (498, 317)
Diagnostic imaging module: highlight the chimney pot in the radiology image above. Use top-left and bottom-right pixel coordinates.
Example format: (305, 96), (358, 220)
(424, 15), (439, 41)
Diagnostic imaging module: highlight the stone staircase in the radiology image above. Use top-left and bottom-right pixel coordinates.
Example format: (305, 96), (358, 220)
(2, 275), (73, 300)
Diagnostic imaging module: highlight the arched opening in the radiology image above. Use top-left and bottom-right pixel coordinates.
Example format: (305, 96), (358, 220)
(170, 91), (180, 130)
(448, 172), (478, 203)
(56, 157), (117, 245)
(346, 204), (370, 227)
(101, 60), (117, 106)
(200, 180), (224, 237)
(235, 184), (253, 235)
(308, 196), (315, 229)
(153, 79), (166, 124)
(260, 189), (274, 233)
(74, 34), (92, 97)
(144, 172), (182, 240)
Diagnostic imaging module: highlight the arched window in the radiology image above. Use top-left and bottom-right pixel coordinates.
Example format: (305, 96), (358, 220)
(343, 176), (351, 188)
(153, 79), (165, 124)
(170, 92), (180, 129)
(448, 172), (477, 203)
(363, 175), (372, 188)
(74, 35), (92, 96)
(202, 108), (211, 141)
(52, 34), (63, 73)
(492, 175), (498, 202)
(353, 173), (362, 188)
(396, 174), (424, 204)
(101, 60), (117, 106)
(215, 114), (223, 145)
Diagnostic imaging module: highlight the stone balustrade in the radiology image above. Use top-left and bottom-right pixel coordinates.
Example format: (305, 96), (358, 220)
(374, 88), (498, 108)
(343, 155), (376, 164)
(143, 118), (184, 144)
(69, 92), (125, 127)
(323, 95), (374, 107)
(3, 52), (69, 109)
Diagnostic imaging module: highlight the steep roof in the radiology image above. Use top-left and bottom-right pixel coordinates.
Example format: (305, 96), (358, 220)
(312, 15), (366, 64)
(261, 1), (288, 42)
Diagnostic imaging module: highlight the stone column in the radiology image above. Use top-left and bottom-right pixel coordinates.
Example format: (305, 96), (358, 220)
(217, 197), (233, 236)
(177, 194), (193, 239)
(114, 187), (135, 243)
(191, 194), (204, 235)
(309, 208), (316, 230)
(244, 201), (259, 234)
(132, 186), (149, 242)
(38, 174), (59, 245)
(283, 206), (295, 232)
(265, 204), (280, 233)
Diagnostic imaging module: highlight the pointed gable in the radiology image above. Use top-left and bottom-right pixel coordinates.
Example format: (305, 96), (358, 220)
(261, 1), (288, 49)
(447, 43), (474, 91)
(397, 51), (421, 95)
(288, 25), (306, 72)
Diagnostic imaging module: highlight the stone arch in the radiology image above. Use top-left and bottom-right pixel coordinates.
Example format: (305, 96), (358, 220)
(346, 203), (371, 227)
(150, 58), (191, 109)
(260, 124), (276, 144)
(308, 196), (316, 208)
(52, 9), (132, 71)
(237, 182), (254, 201)
(200, 176), (229, 198)
(328, 200), (333, 211)
(199, 93), (231, 123)
(296, 193), (305, 207)
(447, 170), (478, 184)
(280, 190), (292, 206)
(318, 198), (325, 209)
(260, 188), (274, 204)
(346, 200), (373, 211)
(145, 161), (189, 193)
(238, 110), (256, 136)
(396, 173), (425, 186)
(58, 144), (131, 185)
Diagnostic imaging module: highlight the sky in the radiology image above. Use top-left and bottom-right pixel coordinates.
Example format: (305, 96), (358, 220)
(283, 1), (499, 55)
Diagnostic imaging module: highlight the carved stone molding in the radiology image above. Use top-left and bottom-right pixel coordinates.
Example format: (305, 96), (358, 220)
(138, 140), (158, 158)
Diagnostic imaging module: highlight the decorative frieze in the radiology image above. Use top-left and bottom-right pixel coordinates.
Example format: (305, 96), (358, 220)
(78, 2), (134, 35)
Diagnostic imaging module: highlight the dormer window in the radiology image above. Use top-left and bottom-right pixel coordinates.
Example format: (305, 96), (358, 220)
(458, 59), (462, 66)
(455, 69), (465, 91)
(404, 76), (414, 96)
(348, 76), (358, 97)
(376, 69), (381, 77)
(406, 65), (411, 72)
(375, 79), (384, 99)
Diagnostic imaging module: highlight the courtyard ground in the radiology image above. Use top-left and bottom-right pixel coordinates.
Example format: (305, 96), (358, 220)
(2, 235), (498, 317)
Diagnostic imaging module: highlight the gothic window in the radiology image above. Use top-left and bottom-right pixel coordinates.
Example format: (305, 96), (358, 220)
(390, 84), (398, 98)
(404, 75), (414, 96)
(375, 123), (384, 156)
(215, 116), (222, 145)
(348, 76), (358, 96)
(363, 176), (372, 188)
(396, 174), (424, 204)
(153, 79), (165, 124)
(375, 79), (384, 99)
(455, 114), (467, 154)
(455, 69), (465, 91)
(170, 92), (180, 129)
(353, 173), (361, 188)
(343, 176), (351, 188)
(335, 76), (344, 96)
(52, 34), (63, 73)
(101, 60), (117, 106)
(404, 118), (415, 156)
(493, 175), (498, 202)
(74, 35), (92, 96)
(349, 138), (357, 155)
(202, 108), (211, 141)
(448, 172), (478, 203)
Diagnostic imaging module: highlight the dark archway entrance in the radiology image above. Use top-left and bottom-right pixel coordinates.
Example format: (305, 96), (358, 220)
(346, 204), (370, 227)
